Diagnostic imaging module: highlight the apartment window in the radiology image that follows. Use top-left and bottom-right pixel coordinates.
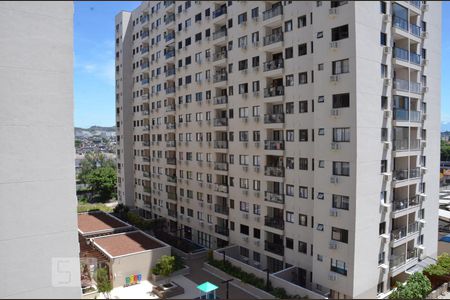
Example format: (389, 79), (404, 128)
(285, 47), (293, 59)
(380, 32), (387, 46)
(331, 259), (348, 276)
(240, 201), (249, 212)
(238, 12), (247, 24)
(299, 186), (308, 199)
(331, 0), (348, 7)
(239, 107), (249, 118)
(252, 81), (260, 92)
(332, 93), (350, 108)
(299, 214), (308, 226)
(251, 7), (259, 19)
(380, 1), (386, 13)
(286, 157), (294, 169)
(299, 72), (308, 84)
(377, 282), (384, 295)
(252, 56), (260, 67)
(230, 221), (235, 231)
(381, 64), (388, 78)
(299, 129), (308, 142)
(333, 128), (350, 142)
(286, 211), (294, 223)
(285, 20), (293, 32)
(239, 83), (248, 94)
(239, 131), (248, 141)
(286, 237), (293, 249)
(251, 32), (259, 43)
(286, 130), (294, 142)
(332, 59), (349, 74)
(332, 194), (349, 210)
(298, 43), (307, 56)
(240, 224), (249, 235)
(333, 161), (350, 176)
(286, 184), (294, 196)
(238, 59), (248, 70)
(318, 63), (324, 71)
(253, 131), (260, 142)
(298, 241), (307, 254)
(332, 227), (348, 243)
(253, 228), (260, 239)
(286, 74), (294, 86)
(317, 31), (323, 38)
(299, 100), (308, 113)
(381, 160), (387, 173)
(331, 25), (349, 41)
(252, 106), (260, 117)
(286, 102), (294, 114)
(298, 15), (307, 28)
(299, 158), (308, 170)
(238, 36), (248, 48)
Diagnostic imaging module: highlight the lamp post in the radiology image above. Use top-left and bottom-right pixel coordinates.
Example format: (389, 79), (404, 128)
(221, 250), (226, 263)
(263, 268), (270, 291)
(221, 279), (233, 299)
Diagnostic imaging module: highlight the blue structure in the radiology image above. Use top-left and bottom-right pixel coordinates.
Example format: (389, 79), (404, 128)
(197, 281), (218, 299)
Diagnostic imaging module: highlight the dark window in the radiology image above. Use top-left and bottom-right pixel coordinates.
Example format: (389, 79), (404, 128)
(286, 238), (294, 249)
(253, 228), (260, 239)
(331, 227), (348, 243)
(285, 47), (293, 59)
(298, 241), (307, 253)
(299, 130), (308, 142)
(380, 32), (387, 45)
(298, 43), (307, 56)
(331, 25), (349, 41)
(240, 224), (249, 235)
(380, 1), (386, 13)
(333, 161), (350, 176)
(332, 93), (350, 108)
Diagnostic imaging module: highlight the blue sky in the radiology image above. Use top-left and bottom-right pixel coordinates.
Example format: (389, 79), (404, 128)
(74, 1), (450, 130)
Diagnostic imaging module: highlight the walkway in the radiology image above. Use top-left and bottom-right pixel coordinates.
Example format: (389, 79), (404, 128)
(185, 255), (257, 299)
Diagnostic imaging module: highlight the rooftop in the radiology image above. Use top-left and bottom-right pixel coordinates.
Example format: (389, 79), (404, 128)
(92, 231), (165, 257)
(77, 211), (131, 236)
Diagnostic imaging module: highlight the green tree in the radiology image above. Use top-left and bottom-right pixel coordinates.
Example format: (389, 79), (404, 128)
(155, 255), (175, 283)
(95, 267), (112, 299)
(442, 140), (450, 161)
(85, 166), (117, 202)
(390, 272), (432, 299)
(78, 152), (115, 184)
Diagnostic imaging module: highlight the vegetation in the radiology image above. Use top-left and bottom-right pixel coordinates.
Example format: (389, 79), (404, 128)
(112, 206), (164, 231)
(152, 255), (176, 283)
(207, 256), (305, 299)
(442, 140), (450, 161)
(78, 152), (116, 202)
(95, 267), (112, 299)
(424, 253), (450, 276)
(389, 272), (432, 299)
(152, 255), (185, 275)
(77, 203), (112, 213)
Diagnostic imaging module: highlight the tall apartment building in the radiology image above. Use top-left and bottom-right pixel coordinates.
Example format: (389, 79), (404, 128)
(0, 2), (81, 298)
(115, 1), (441, 298)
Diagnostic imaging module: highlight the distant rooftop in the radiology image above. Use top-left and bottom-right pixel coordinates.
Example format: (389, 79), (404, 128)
(77, 211), (131, 236)
(92, 231), (165, 257)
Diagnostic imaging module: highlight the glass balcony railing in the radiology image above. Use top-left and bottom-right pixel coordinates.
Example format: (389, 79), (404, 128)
(264, 191), (285, 204)
(263, 59), (284, 72)
(213, 117), (228, 127)
(215, 225), (229, 236)
(166, 68), (176, 77)
(264, 86), (284, 98)
(214, 162), (228, 171)
(262, 5), (283, 21)
(393, 167), (420, 181)
(264, 216), (284, 230)
(409, 1), (421, 8)
(393, 79), (421, 94)
(263, 32), (283, 46)
(393, 139), (421, 151)
(264, 140), (284, 150)
(213, 95), (228, 105)
(164, 14), (175, 24)
(393, 16), (421, 37)
(265, 240), (284, 256)
(214, 205), (229, 215)
(213, 73), (228, 83)
(392, 196), (421, 212)
(265, 166), (284, 177)
(165, 50), (175, 59)
(264, 113), (284, 124)
(166, 157), (176, 165)
(393, 109), (422, 122)
(391, 222), (419, 241)
(212, 29), (227, 40)
(213, 7), (227, 19)
(165, 33), (175, 42)
(214, 140), (228, 149)
(213, 51), (227, 61)
(390, 249), (418, 269)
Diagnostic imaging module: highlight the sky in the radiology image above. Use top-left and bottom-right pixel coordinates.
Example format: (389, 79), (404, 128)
(74, 1), (450, 130)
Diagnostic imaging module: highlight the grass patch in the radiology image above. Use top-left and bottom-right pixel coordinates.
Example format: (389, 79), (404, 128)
(77, 203), (112, 213)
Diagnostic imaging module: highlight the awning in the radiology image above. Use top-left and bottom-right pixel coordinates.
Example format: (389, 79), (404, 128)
(197, 281), (218, 294)
(405, 256), (437, 274)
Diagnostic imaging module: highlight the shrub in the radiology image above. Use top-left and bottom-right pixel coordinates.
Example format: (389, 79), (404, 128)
(389, 272), (432, 299)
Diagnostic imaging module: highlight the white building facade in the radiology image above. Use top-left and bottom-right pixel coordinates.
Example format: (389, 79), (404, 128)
(115, 1), (441, 298)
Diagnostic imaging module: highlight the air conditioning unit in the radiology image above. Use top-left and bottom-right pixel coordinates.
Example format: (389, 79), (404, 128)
(422, 86), (429, 94)
(383, 14), (391, 23)
(420, 166), (427, 174)
(241, 43), (248, 49)
(243, 166), (248, 172)
(243, 142), (248, 148)
(330, 176), (339, 184)
(254, 240), (260, 246)
(329, 8), (338, 15)
(422, 4), (429, 12)
(243, 213), (249, 219)
(330, 75), (339, 82)
(421, 140), (427, 148)
(253, 66), (259, 72)
(243, 117), (248, 123)
(383, 172), (391, 181)
(242, 93), (248, 99)
(422, 113), (427, 120)
(331, 142), (340, 150)
(330, 208), (338, 217)
(254, 166), (260, 173)
(384, 78), (391, 86)
(243, 236), (249, 242)
(329, 240), (338, 249)
(253, 91), (259, 97)
(383, 141), (391, 150)
(254, 191), (260, 198)
(255, 141), (260, 148)
(243, 189), (249, 195)
(330, 109), (340, 116)
(421, 59), (428, 66)
(419, 193), (427, 201)
(421, 31), (429, 39)
(330, 41), (338, 48)
(383, 110), (391, 118)
(383, 46), (392, 55)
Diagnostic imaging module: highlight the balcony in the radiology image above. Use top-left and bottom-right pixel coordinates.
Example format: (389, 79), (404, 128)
(262, 5), (283, 21)
(393, 47), (421, 66)
(213, 73), (228, 83)
(392, 196), (421, 212)
(409, 0), (421, 9)
(392, 16), (421, 38)
(265, 240), (284, 256)
(263, 59), (284, 72)
(141, 31), (149, 39)
(264, 86), (284, 98)
(213, 51), (227, 62)
(264, 191), (285, 204)
(215, 184), (229, 193)
(213, 117), (228, 127)
(142, 141), (150, 146)
(264, 216), (284, 230)
(215, 225), (229, 236)
(164, 14), (175, 25)
(141, 47), (149, 54)
(166, 157), (176, 165)
(168, 192), (177, 201)
(390, 249), (418, 271)
(142, 78), (150, 85)
(143, 172), (151, 178)
(263, 32), (283, 47)
(214, 204), (229, 215)
(168, 209), (177, 218)
(166, 105), (176, 112)
(166, 68), (176, 77)
(166, 86), (176, 94)
(214, 162), (228, 171)
(393, 139), (421, 152)
(393, 167), (421, 181)
(393, 79), (421, 94)
(144, 186), (152, 193)
(214, 140), (228, 149)
(264, 140), (284, 150)
(164, 1), (175, 8)
(212, 7), (227, 19)
(142, 109), (150, 115)
(393, 109), (422, 123)
(165, 50), (175, 59)
(166, 140), (176, 147)
(391, 222), (419, 241)
(212, 29), (227, 41)
(265, 166), (284, 177)
(213, 95), (228, 105)
(264, 113), (284, 124)
(167, 175), (177, 183)
(141, 62), (149, 69)
(165, 33), (175, 43)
